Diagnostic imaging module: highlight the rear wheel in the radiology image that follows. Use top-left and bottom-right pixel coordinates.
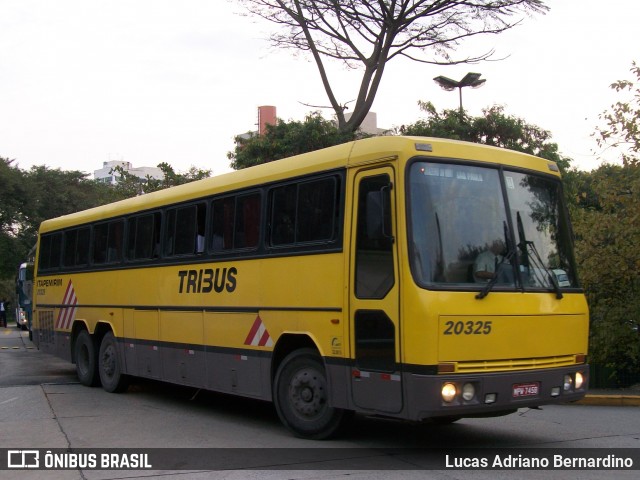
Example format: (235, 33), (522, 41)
(75, 330), (99, 387)
(273, 348), (350, 439)
(98, 332), (129, 393)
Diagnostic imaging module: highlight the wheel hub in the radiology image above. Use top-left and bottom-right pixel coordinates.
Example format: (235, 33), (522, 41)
(290, 368), (326, 418)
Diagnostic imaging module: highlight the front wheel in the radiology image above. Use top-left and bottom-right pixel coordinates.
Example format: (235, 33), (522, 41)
(273, 348), (351, 439)
(98, 332), (129, 393)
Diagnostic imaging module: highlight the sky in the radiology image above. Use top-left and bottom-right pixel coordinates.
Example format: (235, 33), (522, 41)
(1, 0), (638, 177)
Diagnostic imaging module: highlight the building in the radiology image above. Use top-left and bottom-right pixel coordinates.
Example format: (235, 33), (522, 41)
(238, 105), (388, 139)
(236, 105), (278, 142)
(343, 111), (389, 135)
(93, 160), (164, 185)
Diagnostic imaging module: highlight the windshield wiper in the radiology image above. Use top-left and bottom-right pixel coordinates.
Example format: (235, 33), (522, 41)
(516, 212), (563, 299)
(476, 221), (515, 300)
(475, 248), (515, 300)
(522, 239), (564, 300)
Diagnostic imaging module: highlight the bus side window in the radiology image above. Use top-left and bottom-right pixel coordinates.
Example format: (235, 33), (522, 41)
(38, 233), (62, 271)
(236, 193), (261, 249)
(269, 177), (338, 247)
(127, 213), (161, 260)
(93, 223), (109, 264)
(167, 203), (206, 256)
(107, 220), (124, 262)
(211, 197), (235, 251)
(64, 227), (90, 267)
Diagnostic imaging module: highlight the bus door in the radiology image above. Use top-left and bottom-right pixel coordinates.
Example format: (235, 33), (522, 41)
(349, 168), (402, 413)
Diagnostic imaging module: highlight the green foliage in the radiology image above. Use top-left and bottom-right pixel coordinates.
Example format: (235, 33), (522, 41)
(576, 62), (640, 384)
(110, 163), (211, 197)
(399, 102), (572, 171)
(0, 162), (115, 278)
(0, 158), (208, 280)
(572, 162), (640, 384)
(0, 158), (28, 276)
(594, 61), (640, 164)
(228, 112), (359, 170)
(0, 278), (16, 321)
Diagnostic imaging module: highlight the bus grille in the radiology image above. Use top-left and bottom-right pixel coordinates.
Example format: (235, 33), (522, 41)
(454, 355), (578, 373)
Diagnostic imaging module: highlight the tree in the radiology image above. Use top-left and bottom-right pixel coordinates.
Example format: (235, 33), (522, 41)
(1, 157), (27, 278)
(0, 162), (115, 278)
(238, 0), (547, 133)
(572, 61), (640, 385)
(228, 112), (358, 169)
(571, 162), (640, 385)
(594, 61), (640, 164)
(399, 102), (571, 170)
(0, 159), (211, 281)
(110, 163), (211, 197)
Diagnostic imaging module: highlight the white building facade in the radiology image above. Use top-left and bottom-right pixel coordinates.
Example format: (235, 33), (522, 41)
(93, 161), (164, 185)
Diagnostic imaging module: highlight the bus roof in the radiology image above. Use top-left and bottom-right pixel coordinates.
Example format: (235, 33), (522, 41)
(39, 136), (559, 233)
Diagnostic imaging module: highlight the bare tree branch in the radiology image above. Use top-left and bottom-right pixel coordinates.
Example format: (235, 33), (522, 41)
(237, 0), (548, 133)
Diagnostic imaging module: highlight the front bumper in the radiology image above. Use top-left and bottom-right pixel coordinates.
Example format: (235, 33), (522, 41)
(406, 365), (589, 421)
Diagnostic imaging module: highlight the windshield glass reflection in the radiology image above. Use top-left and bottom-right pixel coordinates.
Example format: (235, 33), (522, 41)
(408, 161), (578, 291)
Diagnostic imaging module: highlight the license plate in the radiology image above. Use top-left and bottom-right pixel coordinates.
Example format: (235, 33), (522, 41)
(512, 382), (540, 398)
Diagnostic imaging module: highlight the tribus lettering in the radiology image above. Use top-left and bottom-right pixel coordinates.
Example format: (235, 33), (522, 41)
(178, 267), (237, 293)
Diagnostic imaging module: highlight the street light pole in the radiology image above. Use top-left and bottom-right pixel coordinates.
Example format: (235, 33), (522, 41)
(433, 72), (486, 120)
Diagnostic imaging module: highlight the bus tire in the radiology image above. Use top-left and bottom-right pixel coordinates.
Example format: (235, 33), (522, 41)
(98, 332), (129, 393)
(75, 330), (100, 387)
(273, 348), (350, 440)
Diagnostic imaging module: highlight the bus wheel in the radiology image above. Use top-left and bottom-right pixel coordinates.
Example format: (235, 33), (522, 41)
(75, 330), (100, 387)
(273, 348), (350, 439)
(98, 332), (129, 393)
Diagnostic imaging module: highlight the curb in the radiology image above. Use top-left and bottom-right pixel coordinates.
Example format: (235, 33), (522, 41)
(575, 395), (640, 407)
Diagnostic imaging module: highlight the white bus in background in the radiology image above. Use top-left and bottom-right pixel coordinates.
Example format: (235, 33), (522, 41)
(15, 261), (34, 337)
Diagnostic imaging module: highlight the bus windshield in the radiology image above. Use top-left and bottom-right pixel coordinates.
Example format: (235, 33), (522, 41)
(408, 161), (578, 291)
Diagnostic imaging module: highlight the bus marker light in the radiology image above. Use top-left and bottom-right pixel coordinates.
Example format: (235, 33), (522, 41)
(484, 393), (496, 404)
(438, 363), (455, 373)
(415, 143), (433, 152)
(551, 387), (561, 397)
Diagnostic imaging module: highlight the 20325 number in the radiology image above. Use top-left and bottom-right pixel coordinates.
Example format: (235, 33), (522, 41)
(443, 320), (492, 335)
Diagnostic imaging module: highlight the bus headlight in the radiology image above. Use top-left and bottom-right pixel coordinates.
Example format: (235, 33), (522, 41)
(462, 383), (476, 401)
(563, 374), (573, 391)
(575, 372), (584, 390)
(442, 383), (457, 403)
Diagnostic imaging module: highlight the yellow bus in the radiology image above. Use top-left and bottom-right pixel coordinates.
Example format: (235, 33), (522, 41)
(33, 136), (588, 439)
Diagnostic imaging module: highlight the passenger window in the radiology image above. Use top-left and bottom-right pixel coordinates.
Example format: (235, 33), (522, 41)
(93, 223), (109, 263)
(64, 227), (90, 267)
(211, 193), (261, 252)
(165, 203), (206, 256)
(211, 197), (234, 251)
(93, 220), (124, 264)
(38, 233), (62, 271)
(235, 194), (261, 249)
(127, 213), (161, 260)
(270, 177), (337, 246)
